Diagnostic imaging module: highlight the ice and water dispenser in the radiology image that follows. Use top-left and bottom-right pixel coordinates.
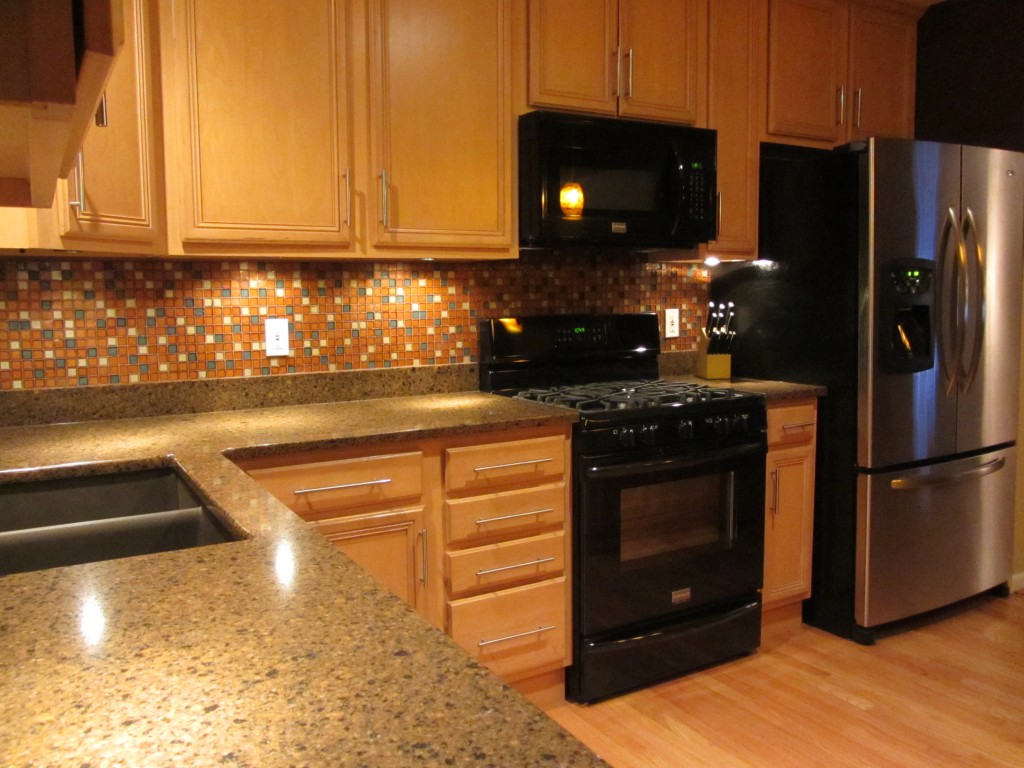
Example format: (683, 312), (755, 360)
(879, 258), (935, 373)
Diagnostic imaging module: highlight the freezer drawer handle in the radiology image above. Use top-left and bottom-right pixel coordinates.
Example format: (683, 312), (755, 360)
(890, 457), (1005, 491)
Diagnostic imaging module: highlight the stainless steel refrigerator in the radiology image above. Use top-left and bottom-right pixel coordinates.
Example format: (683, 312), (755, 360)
(713, 137), (1022, 643)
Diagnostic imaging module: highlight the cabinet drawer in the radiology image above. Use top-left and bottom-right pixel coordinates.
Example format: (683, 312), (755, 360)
(446, 531), (564, 597)
(445, 435), (565, 493)
(448, 577), (567, 680)
(445, 482), (565, 546)
(247, 451), (423, 520)
(767, 402), (817, 446)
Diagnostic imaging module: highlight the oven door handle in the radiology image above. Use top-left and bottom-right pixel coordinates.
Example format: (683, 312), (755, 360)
(582, 442), (765, 480)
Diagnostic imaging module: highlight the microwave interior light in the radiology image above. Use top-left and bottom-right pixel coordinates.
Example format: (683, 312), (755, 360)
(559, 182), (585, 219)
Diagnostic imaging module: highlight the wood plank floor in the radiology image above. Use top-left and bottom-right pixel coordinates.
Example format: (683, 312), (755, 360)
(540, 592), (1024, 767)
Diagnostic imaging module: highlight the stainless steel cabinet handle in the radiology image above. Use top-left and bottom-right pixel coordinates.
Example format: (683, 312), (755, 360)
(890, 457), (1005, 490)
(478, 625), (555, 648)
(380, 168), (389, 228)
(474, 457), (552, 472)
(626, 47), (634, 98)
(782, 421), (815, 431)
(419, 528), (428, 585)
(343, 168), (351, 227)
(475, 556), (555, 577)
(770, 469), (779, 516)
(474, 507), (555, 526)
(837, 87), (846, 126)
(68, 151), (87, 214)
(95, 92), (108, 127)
(854, 88), (863, 129)
(293, 478), (391, 496)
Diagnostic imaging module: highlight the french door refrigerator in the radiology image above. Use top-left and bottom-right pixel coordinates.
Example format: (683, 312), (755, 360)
(713, 138), (1023, 643)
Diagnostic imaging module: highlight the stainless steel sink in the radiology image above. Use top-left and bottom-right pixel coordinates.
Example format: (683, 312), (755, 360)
(0, 468), (240, 576)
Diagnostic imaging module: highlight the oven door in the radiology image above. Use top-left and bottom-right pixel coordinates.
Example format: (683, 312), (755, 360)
(576, 441), (766, 637)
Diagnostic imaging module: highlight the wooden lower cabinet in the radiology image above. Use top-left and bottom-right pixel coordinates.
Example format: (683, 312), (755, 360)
(236, 423), (572, 684)
(311, 506), (427, 608)
(448, 578), (568, 681)
(763, 399), (817, 610)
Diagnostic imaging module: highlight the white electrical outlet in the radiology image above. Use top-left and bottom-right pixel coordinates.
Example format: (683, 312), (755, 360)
(265, 317), (290, 357)
(665, 308), (680, 339)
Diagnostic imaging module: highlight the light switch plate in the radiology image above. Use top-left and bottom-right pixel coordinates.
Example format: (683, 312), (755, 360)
(665, 308), (680, 339)
(265, 317), (290, 357)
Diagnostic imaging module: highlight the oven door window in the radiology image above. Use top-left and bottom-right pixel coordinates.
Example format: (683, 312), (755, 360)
(577, 444), (765, 637)
(620, 473), (734, 564)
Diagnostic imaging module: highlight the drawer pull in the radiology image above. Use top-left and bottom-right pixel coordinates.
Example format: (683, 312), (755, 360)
(478, 624), (556, 648)
(474, 507), (555, 526)
(293, 478), (391, 496)
(474, 457), (552, 473)
(475, 556), (555, 578)
(782, 421), (815, 431)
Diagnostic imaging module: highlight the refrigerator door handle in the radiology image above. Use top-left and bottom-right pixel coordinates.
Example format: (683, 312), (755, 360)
(958, 207), (985, 393)
(937, 206), (968, 394)
(889, 456), (1005, 490)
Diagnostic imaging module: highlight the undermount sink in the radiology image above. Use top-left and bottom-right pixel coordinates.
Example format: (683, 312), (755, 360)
(0, 468), (241, 577)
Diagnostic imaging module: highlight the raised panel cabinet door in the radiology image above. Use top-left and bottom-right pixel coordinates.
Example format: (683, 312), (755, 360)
(527, 0), (618, 115)
(369, 0), (513, 250)
(706, 0), (759, 257)
(59, 0), (164, 250)
(618, 0), (707, 124)
(763, 442), (816, 607)
(765, 0), (848, 144)
(313, 507), (428, 614)
(847, 4), (916, 141)
(167, 0), (350, 245)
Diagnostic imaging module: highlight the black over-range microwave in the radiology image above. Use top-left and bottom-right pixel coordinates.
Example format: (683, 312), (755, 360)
(518, 110), (717, 249)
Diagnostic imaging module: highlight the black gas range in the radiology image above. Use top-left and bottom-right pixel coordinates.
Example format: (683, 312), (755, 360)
(480, 313), (767, 702)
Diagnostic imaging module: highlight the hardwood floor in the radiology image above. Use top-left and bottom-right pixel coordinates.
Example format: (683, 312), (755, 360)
(538, 593), (1024, 767)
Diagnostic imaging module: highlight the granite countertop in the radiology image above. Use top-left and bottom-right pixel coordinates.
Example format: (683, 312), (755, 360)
(0, 379), (821, 766)
(0, 393), (599, 767)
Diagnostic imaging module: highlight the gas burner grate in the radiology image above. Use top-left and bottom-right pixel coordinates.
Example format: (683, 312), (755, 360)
(514, 379), (747, 413)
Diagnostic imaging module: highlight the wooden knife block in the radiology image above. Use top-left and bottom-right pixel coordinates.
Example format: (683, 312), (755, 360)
(696, 330), (731, 380)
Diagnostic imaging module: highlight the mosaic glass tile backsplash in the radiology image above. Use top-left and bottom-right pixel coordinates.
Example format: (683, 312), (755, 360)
(1, 251), (708, 390)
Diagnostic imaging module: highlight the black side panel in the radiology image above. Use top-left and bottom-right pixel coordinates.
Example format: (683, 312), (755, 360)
(916, 0), (1024, 152)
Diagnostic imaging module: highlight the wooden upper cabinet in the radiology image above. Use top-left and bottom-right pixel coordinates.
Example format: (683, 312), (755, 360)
(705, 0), (760, 258)
(527, 0), (707, 125)
(162, 0), (351, 246)
(57, 0), (165, 252)
(765, 0), (848, 144)
(765, 0), (918, 147)
(368, 0), (514, 251)
(847, 4), (916, 141)
(528, 0), (618, 115)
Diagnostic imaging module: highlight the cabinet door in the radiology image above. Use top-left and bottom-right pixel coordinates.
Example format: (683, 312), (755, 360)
(847, 4), (916, 141)
(618, 0), (707, 124)
(368, 0), (513, 251)
(58, 0), (165, 251)
(313, 507), (427, 610)
(706, 0), (759, 257)
(763, 442), (815, 606)
(527, 0), (618, 115)
(164, 0), (351, 246)
(765, 0), (848, 144)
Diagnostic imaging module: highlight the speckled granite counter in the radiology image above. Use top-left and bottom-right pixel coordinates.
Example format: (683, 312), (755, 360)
(0, 393), (601, 767)
(0, 379), (822, 766)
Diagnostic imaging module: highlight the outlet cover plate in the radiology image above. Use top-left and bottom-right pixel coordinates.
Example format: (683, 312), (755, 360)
(265, 317), (289, 356)
(665, 308), (680, 339)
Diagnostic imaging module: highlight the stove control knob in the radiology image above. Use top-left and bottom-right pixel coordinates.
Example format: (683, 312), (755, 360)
(713, 416), (731, 435)
(678, 419), (695, 440)
(614, 426), (636, 448)
(639, 424), (659, 446)
(731, 413), (750, 433)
